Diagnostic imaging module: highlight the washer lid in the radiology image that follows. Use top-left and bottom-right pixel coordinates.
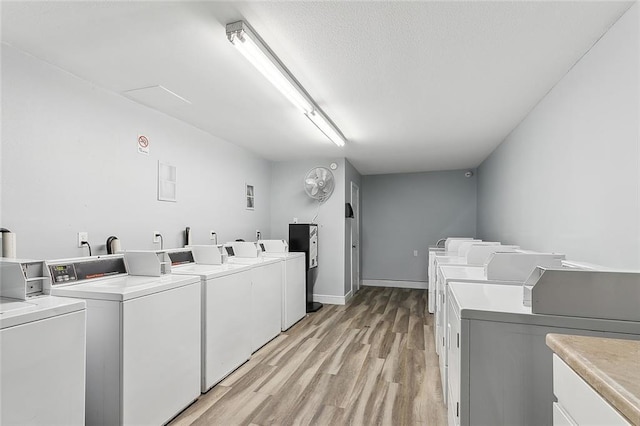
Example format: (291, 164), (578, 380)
(49, 274), (200, 302)
(263, 252), (304, 260)
(228, 256), (282, 267)
(0, 296), (86, 329)
(441, 265), (486, 282)
(171, 262), (251, 279)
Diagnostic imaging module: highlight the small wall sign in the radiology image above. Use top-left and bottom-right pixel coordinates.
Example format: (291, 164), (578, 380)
(138, 135), (150, 155)
(158, 161), (177, 202)
(246, 184), (254, 210)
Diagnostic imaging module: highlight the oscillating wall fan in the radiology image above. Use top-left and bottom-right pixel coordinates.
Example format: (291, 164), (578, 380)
(304, 167), (335, 203)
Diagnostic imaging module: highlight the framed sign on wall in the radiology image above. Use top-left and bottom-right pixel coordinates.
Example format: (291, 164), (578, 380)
(246, 184), (254, 210)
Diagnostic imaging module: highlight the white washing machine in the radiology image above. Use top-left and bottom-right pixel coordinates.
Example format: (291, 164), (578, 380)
(1, 259), (86, 426)
(226, 242), (283, 352)
(259, 240), (306, 331)
(428, 240), (484, 314)
(435, 252), (565, 406)
(166, 248), (253, 392)
(45, 253), (201, 426)
(447, 278), (640, 426)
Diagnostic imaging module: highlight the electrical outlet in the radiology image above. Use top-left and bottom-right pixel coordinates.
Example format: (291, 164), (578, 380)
(153, 231), (161, 243)
(77, 232), (88, 248)
(256, 230), (261, 240)
(210, 231), (217, 241)
(413, 250), (418, 257)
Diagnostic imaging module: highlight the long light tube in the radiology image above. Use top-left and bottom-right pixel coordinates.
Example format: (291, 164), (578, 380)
(226, 21), (346, 147)
(306, 110), (346, 147)
(228, 28), (313, 114)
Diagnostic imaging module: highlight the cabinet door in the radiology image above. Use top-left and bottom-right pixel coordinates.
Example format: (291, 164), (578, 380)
(552, 403), (577, 426)
(553, 355), (630, 426)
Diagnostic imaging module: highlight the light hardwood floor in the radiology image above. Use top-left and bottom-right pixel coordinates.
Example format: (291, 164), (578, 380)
(170, 286), (447, 425)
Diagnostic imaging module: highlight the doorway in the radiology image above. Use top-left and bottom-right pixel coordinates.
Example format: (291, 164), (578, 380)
(350, 182), (360, 295)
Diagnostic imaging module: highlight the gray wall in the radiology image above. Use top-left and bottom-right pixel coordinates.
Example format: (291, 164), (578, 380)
(1, 45), (272, 260)
(477, 3), (640, 270)
(361, 170), (477, 283)
(344, 159), (362, 295)
(270, 158), (346, 299)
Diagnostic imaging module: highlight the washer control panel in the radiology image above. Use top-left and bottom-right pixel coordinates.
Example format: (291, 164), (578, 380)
(48, 257), (127, 285)
(50, 264), (78, 284)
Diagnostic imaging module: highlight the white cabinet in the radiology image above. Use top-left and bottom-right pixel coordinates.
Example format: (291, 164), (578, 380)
(552, 354), (630, 425)
(553, 403), (577, 426)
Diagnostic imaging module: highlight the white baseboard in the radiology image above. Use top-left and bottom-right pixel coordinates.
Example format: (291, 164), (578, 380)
(362, 279), (427, 290)
(344, 290), (353, 304)
(313, 293), (348, 305)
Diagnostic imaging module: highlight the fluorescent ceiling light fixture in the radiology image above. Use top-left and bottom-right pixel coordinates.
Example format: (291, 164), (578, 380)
(226, 20), (347, 147)
(306, 110), (346, 147)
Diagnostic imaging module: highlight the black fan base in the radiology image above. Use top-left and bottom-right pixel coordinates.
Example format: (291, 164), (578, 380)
(306, 302), (323, 313)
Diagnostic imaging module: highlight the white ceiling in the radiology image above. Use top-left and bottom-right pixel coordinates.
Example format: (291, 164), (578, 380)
(1, 1), (633, 175)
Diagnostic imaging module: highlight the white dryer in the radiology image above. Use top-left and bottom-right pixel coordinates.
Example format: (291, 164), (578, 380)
(45, 254), (201, 426)
(167, 248), (253, 392)
(226, 242), (283, 352)
(1, 259), (86, 426)
(259, 240), (306, 331)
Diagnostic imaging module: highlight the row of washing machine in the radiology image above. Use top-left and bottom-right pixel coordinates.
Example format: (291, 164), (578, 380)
(428, 237), (640, 426)
(0, 240), (306, 425)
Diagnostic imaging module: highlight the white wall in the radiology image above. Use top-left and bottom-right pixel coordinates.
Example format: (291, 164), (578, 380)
(270, 158), (346, 300)
(477, 3), (640, 269)
(1, 45), (272, 260)
(361, 170), (477, 284)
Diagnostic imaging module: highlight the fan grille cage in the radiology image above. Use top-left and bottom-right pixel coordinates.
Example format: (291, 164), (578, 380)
(304, 167), (335, 202)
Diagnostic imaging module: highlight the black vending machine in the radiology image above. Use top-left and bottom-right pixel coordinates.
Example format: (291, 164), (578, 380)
(289, 223), (321, 312)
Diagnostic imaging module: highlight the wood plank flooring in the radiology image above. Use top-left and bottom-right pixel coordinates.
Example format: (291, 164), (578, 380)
(169, 286), (447, 425)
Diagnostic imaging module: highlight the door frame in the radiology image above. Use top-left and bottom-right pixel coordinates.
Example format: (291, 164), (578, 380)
(350, 181), (360, 295)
